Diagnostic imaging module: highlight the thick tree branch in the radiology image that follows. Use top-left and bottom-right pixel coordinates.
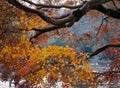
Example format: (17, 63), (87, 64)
(94, 5), (120, 19)
(90, 44), (120, 58)
(7, 0), (75, 26)
(7, 0), (120, 40)
(23, 0), (87, 9)
(8, 0), (120, 27)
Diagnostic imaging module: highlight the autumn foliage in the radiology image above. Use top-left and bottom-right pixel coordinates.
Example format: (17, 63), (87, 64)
(0, 0), (120, 88)
(0, 34), (94, 87)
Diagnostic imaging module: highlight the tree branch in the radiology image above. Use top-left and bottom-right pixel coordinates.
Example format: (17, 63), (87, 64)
(23, 0), (87, 9)
(8, 0), (120, 27)
(30, 25), (64, 42)
(29, 19), (75, 42)
(90, 44), (120, 58)
(7, 0), (75, 26)
(7, 0), (120, 40)
(94, 5), (120, 19)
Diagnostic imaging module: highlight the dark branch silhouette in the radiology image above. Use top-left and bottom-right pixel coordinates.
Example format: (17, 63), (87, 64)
(8, 0), (120, 26)
(23, 0), (87, 9)
(7, 0), (120, 40)
(8, 0), (75, 26)
(94, 4), (120, 19)
(90, 44), (120, 58)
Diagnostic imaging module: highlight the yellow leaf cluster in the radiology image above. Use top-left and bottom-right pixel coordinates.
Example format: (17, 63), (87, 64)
(0, 34), (31, 70)
(0, 36), (94, 86)
(20, 45), (94, 86)
(14, 11), (47, 30)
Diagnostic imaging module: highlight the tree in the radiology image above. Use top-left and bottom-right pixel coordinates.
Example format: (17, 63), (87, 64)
(0, 0), (120, 87)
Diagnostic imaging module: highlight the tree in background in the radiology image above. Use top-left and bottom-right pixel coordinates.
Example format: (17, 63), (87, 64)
(0, 0), (120, 88)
